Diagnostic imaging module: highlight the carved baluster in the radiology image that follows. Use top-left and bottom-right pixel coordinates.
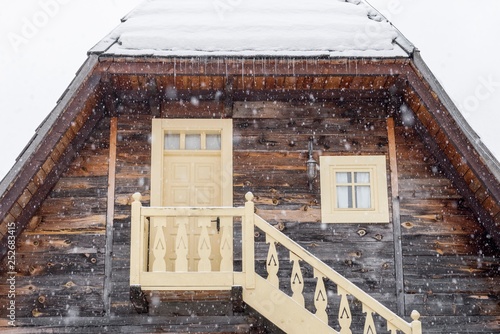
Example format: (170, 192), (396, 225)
(387, 324), (397, 334)
(363, 305), (377, 334)
(175, 217), (188, 272)
(198, 217), (212, 272)
(266, 234), (279, 288)
(219, 217), (233, 272)
(314, 268), (328, 324)
(338, 286), (352, 334)
(290, 252), (304, 307)
(152, 217), (167, 272)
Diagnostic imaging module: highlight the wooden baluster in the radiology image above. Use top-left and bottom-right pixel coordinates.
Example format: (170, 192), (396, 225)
(387, 322), (397, 334)
(130, 193), (143, 284)
(266, 234), (279, 288)
(411, 310), (422, 334)
(290, 252), (304, 307)
(314, 268), (328, 324)
(198, 217), (212, 272)
(219, 217), (233, 272)
(152, 216), (167, 272)
(363, 305), (377, 334)
(243, 192), (256, 289)
(175, 217), (188, 272)
(338, 286), (352, 334)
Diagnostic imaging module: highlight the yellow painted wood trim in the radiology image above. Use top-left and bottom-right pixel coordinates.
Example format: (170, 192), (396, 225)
(242, 275), (337, 334)
(139, 272), (234, 288)
(320, 155), (390, 223)
(253, 214), (413, 333)
(151, 118), (233, 206)
(141, 207), (244, 217)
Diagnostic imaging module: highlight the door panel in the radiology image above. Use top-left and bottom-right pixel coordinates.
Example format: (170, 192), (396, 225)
(164, 155), (222, 271)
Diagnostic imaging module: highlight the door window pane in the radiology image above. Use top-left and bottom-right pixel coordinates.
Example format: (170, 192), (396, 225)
(165, 134), (180, 150)
(185, 134), (201, 150)
(206, 134), (221, 150)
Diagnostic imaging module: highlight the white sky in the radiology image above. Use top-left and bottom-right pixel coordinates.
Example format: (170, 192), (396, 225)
(0, 0), (498, 180)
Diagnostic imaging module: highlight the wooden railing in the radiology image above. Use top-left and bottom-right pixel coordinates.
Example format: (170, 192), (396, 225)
(130, 192), (422, 334)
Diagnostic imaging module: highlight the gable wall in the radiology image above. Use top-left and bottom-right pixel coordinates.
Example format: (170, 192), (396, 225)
(1, 92), (499, 332)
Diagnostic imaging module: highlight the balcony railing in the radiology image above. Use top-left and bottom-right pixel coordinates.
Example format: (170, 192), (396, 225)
(130, 192), (422, 334)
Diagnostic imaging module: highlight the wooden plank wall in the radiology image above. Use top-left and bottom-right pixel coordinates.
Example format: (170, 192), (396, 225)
(0, 117), (111, 319)
(1, 96), (498, 333)
(394, 119), (500, 332)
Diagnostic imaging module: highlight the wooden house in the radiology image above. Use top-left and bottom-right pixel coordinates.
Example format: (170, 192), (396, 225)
(1, 0), (499, 333)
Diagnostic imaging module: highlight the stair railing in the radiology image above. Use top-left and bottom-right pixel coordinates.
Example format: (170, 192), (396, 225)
(244, 192), (422, 334)
(130, 192), (421, 333)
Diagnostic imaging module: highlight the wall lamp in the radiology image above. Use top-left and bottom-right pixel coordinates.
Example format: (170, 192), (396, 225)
(306, 137), (318, 190)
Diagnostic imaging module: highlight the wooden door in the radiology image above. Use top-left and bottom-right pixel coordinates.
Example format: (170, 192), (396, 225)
(150, 119), (233, 273)
(163, 153), (222, 271)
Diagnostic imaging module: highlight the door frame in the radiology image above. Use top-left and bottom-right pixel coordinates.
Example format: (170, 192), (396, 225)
(150, 119), (233, 207)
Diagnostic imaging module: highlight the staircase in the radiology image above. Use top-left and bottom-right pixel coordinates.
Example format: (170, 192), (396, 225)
(130, 192), (422, 334)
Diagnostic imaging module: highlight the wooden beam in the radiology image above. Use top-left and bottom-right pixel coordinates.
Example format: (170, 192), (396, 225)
(387, 117), (405, 315)
(0, 73), (102, 229)
(404, 68), (500, 202)
(117, 88), (393, 103)
(103, 117), (118, 316)
(408, 107), (500, 246)
(102, 58), (411, 77)
(0, 107), (104, 258)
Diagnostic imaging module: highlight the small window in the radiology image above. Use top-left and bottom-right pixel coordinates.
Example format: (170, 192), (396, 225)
(320, 156), (389, 223)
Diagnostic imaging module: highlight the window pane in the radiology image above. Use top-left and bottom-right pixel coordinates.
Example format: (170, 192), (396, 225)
(185, 134), (201, 150)
(206, 134), (221, 150)
(165, 134), (180, 150)
(336, 172), (351, 184)
(355, 172), (370, 183)
(355, 186), (371, 208)
(336, 186), (352, 208)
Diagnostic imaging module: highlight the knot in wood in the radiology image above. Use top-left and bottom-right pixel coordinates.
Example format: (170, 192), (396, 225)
(276, 222), (285, 231)
(356, 229), (367, 237)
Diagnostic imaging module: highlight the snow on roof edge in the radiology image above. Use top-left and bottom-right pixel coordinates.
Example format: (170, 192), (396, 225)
(89, 0), (414, 58)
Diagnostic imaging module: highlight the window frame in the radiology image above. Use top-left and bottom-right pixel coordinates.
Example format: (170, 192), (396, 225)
(320, 155), (390, 223)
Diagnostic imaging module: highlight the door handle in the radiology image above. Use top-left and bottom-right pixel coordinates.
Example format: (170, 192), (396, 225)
(211, 217), (221, 233)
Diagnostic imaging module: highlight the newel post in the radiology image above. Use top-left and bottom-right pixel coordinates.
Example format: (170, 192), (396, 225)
(243, 192), (256, 289)
(411, 310), (422, 334)
(130, 192), (143, 286)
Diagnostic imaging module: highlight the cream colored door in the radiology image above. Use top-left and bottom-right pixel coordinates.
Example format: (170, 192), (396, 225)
(163, 155), (221, 207)
(163, 154), (222, 271)
(150, 119), (233, 273)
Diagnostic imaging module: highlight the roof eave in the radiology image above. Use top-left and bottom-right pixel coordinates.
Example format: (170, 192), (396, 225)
(412, 50), (500, 181)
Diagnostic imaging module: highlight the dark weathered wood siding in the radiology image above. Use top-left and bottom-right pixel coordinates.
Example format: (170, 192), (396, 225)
(1, 85), (498, 332)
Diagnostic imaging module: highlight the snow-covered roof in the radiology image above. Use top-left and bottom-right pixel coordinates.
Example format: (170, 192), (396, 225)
(91, 0), (413, 58)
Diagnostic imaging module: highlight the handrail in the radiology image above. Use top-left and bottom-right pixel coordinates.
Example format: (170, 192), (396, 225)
(253, 214), (422, 333)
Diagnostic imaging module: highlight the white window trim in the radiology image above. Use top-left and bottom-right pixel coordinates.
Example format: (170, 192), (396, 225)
(320, 155), (389, 223)
(151, 119), (233, 207)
